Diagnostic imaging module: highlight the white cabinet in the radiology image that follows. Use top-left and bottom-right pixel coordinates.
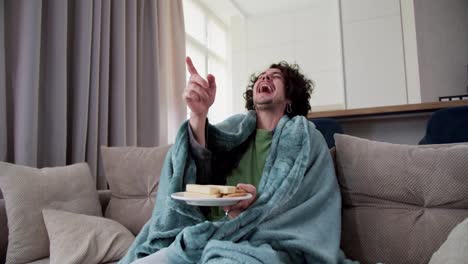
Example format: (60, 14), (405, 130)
(228, 0), (449, 112)
(340, 0), (408, 109)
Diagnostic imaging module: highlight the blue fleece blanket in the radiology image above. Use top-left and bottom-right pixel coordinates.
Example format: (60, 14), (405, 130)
(120, 111), (349, 264)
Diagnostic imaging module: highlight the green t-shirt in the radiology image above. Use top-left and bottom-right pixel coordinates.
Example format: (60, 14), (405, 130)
(209, 129), (273, 220)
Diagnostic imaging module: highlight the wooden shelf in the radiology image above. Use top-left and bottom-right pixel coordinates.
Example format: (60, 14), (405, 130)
(308, 100), (468, 119)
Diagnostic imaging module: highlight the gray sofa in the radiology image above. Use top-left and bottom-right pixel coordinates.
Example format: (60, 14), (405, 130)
(1, 191), (7, 264)
(1, 134), (467, 264)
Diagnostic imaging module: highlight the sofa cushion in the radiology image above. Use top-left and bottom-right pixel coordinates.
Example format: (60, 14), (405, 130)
(101, 145), (171, 235)
(43, 209), (134, 264)
(25, 258), (50, 264)
(429, 216), (468, 264)
(334, 134), (468, 264)
(0, 162), (102, 264)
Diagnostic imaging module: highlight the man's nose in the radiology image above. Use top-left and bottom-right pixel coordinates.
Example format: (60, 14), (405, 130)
(261, 74), (271, 81)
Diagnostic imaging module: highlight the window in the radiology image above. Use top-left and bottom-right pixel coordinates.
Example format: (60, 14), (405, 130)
(183, 0), (230, 124)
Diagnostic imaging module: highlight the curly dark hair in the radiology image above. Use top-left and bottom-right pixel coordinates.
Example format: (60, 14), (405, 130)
(243, 61), (314, 118)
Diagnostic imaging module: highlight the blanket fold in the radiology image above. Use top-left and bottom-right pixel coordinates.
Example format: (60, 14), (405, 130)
(120, 111), (345, 264)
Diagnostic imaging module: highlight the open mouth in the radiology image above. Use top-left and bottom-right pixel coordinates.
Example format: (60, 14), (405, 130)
(258, 82), (274, 94)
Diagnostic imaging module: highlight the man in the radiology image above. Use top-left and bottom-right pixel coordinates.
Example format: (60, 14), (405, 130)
(120, 57), (345, 264)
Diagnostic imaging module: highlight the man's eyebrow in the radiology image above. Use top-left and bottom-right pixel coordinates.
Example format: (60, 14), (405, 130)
(272, 71), (283, 77)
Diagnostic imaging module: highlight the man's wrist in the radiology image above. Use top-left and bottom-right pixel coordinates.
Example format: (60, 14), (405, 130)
(189, 112), (207, 127)
(189, 112), (208, 147)
(190, 111), (207, 119)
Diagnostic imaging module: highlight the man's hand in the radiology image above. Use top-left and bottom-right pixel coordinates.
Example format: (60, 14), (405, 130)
(223, 183), (257, 219)
(183, 56), (216, 117)
(184, 56), (217, 146)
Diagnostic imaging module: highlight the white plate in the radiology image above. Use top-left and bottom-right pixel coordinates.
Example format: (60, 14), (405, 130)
(171, 192), (253, 206)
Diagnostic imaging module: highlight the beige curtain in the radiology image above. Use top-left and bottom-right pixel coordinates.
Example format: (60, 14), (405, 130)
(0, 0), (186, 189)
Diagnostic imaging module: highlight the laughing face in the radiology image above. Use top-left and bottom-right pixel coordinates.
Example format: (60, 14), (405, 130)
(253, 68), (289, 111)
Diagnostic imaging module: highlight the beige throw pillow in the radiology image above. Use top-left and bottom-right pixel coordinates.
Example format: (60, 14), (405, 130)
(429, 217), (468, 264)
(43, 209), (134, 264)
(334, 134), (468, 264)
(0, 162), (102, 264)
(101, 145), (171, 235)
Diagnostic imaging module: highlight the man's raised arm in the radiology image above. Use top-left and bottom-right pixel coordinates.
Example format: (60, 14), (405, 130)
(183, 56), (217, 147)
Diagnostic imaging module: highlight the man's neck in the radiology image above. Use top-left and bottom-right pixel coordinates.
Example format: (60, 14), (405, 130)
(256, 109), (284, 131)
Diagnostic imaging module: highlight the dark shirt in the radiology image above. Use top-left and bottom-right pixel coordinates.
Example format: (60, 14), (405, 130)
(187, 122), (253, 186)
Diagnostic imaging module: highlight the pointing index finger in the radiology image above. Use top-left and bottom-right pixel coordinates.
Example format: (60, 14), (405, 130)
(186, 56), (198, 75)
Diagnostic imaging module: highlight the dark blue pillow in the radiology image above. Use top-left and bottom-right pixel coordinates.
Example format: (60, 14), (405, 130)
(419, 105), (468, 144)
(309, 118), (344, 148)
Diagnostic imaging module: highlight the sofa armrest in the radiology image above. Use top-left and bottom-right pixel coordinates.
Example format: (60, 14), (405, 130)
(98, 189), (111, 215)
(1, 199), (7, 264)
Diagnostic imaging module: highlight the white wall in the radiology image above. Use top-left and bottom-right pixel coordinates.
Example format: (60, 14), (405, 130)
(414, 0), (468, 102)
(341, 0), (408, 109)
(227, 0), (467, 117)
(230, 0), (345, 114)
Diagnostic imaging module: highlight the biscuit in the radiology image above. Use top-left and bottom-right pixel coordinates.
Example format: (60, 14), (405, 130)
(223, 192), (247, 198)
(186, 184), (220, 194)
(182, 192), (221, 198)
(207, 185), (237, 194)
(235, 188), (245, 193)
(183, 184), (248, 199)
